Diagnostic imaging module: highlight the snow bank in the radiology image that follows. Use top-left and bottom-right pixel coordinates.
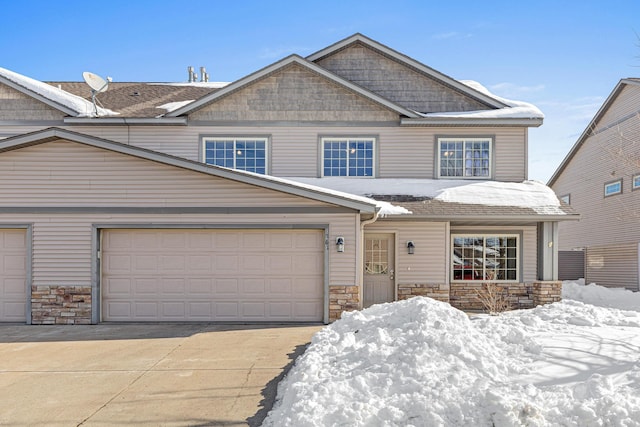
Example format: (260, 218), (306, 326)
(563, 279), (640, 312)
(0, 67), (117, 117)
(264, 297), (640, 426)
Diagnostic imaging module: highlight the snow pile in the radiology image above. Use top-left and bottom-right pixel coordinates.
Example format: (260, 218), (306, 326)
(157, 100), (194, 112)
(420, 80), (544, 120)
(289, 177), (562, 212)
(563, 279), (640, 312)
(264, 296), (640, 426)
(0, 67), (118, 117)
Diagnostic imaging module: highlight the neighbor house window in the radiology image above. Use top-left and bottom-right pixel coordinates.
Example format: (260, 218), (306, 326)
(633, 174), (640, 191)
(203, 137), (267, 174)
(438, 137), (492, 178)
(452, 235), (519, 282)
(604, 179), (622, 197)
(322, 137), (374, 177)
(560, 194), (570, 204)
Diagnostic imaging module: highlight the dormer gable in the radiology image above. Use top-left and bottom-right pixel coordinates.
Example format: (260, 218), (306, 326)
(307, 33), (507, 114)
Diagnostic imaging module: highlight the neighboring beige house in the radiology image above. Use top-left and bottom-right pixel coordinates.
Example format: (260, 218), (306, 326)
(549, 78), (640, 290)
(0, 34), (577, 325)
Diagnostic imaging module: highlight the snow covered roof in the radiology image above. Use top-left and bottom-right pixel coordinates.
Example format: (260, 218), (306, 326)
(0, 67), (118, 117)
(287, 178), (577, 220)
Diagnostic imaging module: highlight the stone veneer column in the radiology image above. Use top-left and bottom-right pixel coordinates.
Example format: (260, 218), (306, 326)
(328, 285), (360, 322)
(31, 285), (92, 325)
(532, 281), (562, 306)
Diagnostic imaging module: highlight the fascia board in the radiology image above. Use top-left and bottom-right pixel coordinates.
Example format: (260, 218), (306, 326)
(64, 117), (187, 125)
(401, 117), (543, 127)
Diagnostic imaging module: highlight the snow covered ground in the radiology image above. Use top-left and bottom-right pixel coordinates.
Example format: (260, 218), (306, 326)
(263, 281), (640, 426)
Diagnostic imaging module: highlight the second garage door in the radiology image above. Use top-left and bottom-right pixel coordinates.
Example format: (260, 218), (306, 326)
(0, 229), (27, 323)
(101, 229), (324, 322)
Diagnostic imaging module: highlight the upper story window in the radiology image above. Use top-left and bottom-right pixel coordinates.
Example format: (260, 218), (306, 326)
(452, 234), (519, 282)
(604, 179), (622, 197)
(633, 174), (640, 191)
(322, 137), (374, 177)
(203, 137), (267, 174)
(559, 194), (570, 204)
(438, 137), (492, 179)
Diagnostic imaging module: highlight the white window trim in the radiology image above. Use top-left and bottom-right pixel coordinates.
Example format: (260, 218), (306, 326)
(437, 137), (493, 179)
(320, 137), (376, 178)
(632, 174), (640, 191)
(202, 136), (269, 174)
(604, 179), (622, 197)
(450, 234), (520, 283)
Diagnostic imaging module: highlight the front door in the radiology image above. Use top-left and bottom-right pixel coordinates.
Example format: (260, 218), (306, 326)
(363, 233), (395, 308)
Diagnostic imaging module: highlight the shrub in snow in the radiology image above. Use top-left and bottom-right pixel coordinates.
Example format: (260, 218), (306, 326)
(475, 283), (512, 315)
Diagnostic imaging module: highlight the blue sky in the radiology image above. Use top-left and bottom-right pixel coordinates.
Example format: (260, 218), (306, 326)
(2, 0), (639, 182)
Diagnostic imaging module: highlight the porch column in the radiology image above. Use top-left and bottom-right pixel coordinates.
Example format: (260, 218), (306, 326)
(537, 221), (559, 281)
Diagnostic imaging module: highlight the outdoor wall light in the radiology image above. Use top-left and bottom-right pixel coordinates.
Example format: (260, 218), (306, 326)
(336, 237), (345, 252)
(407, 241), (415, 255)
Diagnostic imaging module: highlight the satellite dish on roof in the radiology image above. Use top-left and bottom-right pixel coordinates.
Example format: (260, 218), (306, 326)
(82, 71), (109, 93)
(82, 71), (111, 116)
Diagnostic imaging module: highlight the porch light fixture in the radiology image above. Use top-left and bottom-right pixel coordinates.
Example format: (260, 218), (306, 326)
(336, 237), (345, 253)
(407, 241), (415, 255)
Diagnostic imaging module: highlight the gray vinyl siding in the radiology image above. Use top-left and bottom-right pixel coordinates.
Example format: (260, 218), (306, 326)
(63, 125), (526, 181)
(0, 83), (66, 121)
(188, 63), (399, 123)
(0, 140), (360, 287)
(552, 84), (640, 251)
(366, 221), (448, 284)
(0, 140), (329, 207)
(314, 42), (491, 113)
(585, 243), (639, 290)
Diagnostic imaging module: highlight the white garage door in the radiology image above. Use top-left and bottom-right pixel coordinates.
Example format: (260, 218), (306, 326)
(101, 229), (325, 322)
(0, 229), (27, 322)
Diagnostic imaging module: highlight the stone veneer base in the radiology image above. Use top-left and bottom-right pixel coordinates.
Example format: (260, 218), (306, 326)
(31, 285), (92, 325)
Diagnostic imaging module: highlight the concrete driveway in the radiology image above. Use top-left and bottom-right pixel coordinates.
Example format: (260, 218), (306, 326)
(0, 323), (322, 426)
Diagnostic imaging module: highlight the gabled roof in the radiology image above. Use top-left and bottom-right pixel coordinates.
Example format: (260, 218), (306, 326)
(0, 127), (378, 213)
(306, 33), (509, 110)
(0, 67), (116, 117)
(165, 54), (419, 118)
(548, 78), (640, 186)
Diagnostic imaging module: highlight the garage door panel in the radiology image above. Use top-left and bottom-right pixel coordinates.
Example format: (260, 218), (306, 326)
(0, 230), (27, 322)
(102, 229), (324, 322)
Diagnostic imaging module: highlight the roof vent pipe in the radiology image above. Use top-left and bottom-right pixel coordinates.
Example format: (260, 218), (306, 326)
(187, 66), (199, 83)
(200, 66), (209, 82)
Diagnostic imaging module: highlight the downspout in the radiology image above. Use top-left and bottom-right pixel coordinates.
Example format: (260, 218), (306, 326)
(357, 209), (380, 308)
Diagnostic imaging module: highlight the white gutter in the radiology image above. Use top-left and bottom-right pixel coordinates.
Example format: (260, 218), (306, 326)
(64, 117), (188, 125)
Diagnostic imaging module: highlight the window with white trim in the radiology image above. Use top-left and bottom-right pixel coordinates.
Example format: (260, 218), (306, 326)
(322, 137), (374, 177)
(560, 194), (570, 204)
(438, 137), (492, 178)
(604, 179), (622, 197)
(633, 174), (640, 191)
(203, 137), (267, 174)
(452, 235), (519, 282)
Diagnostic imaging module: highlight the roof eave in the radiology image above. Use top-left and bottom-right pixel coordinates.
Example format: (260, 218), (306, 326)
(64, 117), (187, 125)
(400, 117), (543, 127)
(379, 213), (580, 222)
